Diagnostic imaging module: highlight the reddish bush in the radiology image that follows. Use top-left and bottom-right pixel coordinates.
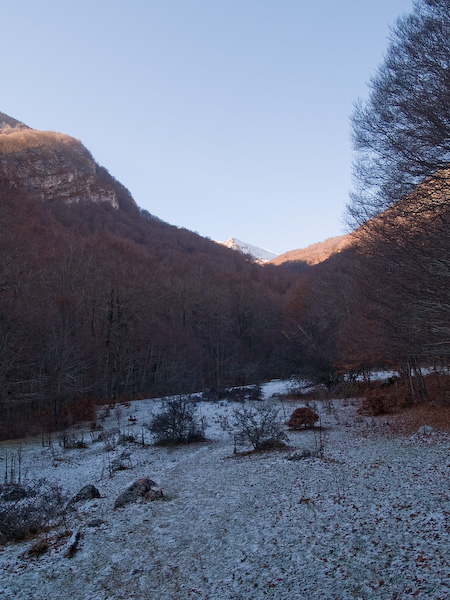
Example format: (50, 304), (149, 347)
(286, 407), (319, 429)
(359, 378), (411, 416)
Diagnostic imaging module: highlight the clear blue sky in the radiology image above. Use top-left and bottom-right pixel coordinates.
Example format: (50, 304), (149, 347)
(2, 0), (413, 255)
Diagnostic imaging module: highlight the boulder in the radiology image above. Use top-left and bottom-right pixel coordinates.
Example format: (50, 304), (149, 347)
(87, 518), (104, 528)
(68, 484), (101, 507)
(114, 477), (163, 509)
(111, 451), (132, 471)
(416, 425), (436, 435)
(286, 448), (312, 461)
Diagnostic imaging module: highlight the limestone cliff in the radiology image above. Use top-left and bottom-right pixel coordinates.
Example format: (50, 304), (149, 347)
(0, 112), (135, 210)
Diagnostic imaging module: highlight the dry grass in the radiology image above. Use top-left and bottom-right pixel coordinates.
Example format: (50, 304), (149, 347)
(384, 402), (450, 435)
(0, 128), (81, 153)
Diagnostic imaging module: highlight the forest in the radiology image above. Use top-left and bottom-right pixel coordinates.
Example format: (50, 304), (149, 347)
(0, 178), (300, 439)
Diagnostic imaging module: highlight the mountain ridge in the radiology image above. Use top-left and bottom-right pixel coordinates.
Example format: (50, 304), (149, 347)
(0, 111), (29, 130)
(269, 234), (353, 267)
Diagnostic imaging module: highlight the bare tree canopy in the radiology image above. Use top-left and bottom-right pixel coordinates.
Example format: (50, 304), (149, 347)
(347, 0), (450, 227)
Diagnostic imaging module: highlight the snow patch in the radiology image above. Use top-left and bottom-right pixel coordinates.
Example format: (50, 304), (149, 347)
(1, 380), (450, 599)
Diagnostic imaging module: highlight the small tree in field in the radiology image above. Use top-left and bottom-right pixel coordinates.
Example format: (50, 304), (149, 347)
(221, 402), (288, 452)
(147, 396), (206, 445)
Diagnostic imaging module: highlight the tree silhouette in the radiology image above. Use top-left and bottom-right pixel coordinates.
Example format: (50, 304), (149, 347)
(347, 0), (450, 227)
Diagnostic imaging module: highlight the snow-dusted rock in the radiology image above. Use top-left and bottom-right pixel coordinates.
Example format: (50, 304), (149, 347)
(286, 448), (312, 461)
(416, 425), (436, 435)
(68, 484), (101, 507)
(86, 518), (104, 528)
(111, 451), (132, 471)
(114, 477), (163, 509)
(65, 529), (82, 558)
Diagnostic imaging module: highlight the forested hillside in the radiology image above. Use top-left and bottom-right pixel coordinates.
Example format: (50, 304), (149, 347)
(269, 235), (352, 269)
(282, 0), (450, 408)
(0, 117), (298, 439)
(280, 173), (450, 405)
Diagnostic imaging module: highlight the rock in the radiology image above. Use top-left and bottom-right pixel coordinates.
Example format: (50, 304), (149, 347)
(111, 451), (132, 471)
(0, 113), (139, 212)
(416, 425), (436, 435)
(87, 518), (104, 528)
(68, 484), (101, 507)
(286, 449), (312, 461)
(114, 477), (163, 509)
(65, 529), (82, 558)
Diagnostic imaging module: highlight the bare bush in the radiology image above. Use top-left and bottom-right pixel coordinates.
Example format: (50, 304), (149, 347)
(59, 429), (88, 449)
(98, 429), (119, 451)
(202, 385), (263, 402)
(147, 396), (206, 445)
(0, 479), (67, 544)
(221, 402), (288, 452)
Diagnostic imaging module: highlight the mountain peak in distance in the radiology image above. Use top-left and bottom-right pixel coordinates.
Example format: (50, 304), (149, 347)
(221, 237), (278, 263)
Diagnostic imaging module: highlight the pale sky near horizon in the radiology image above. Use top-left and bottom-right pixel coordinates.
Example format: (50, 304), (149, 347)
(2, 0), (414, 255)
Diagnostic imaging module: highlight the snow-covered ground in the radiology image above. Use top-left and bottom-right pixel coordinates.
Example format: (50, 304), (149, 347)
(1, 380), (450, 600)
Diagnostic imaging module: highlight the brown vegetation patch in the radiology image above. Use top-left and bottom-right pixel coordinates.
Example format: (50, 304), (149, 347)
(393, 403), (450, 434)
(0, 129), (81, 153)
(356, 373), (450, 435)
(286, 407), (319, 429)
(359, 383), (410, 416)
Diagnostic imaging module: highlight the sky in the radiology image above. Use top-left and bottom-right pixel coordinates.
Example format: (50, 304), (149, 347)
(2, 0), (414, 255)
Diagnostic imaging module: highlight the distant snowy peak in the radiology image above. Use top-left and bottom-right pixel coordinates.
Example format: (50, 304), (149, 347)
(221, 237), (278, 263)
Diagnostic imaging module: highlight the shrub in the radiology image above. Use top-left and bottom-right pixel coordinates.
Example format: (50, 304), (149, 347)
(27, 538), (50, 558)
(286, 407), (319, 430)
(201, 388), (225, 402)
(202, 385), (263, 403)
(0, 479), (67, 544)
(147, 396), (206, 445)
(221, 401), (288, 452)
(228, 385), (263, 402)
(359, 379), (411, 416)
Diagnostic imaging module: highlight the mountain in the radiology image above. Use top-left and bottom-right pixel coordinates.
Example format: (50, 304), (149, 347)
(0, 113), (136, 211)
(0, 111), (29, 130)
(221, 237), (278, 263)
(269, 234), (352, 268)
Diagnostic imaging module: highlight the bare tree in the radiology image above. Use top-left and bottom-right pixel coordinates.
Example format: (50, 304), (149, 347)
(347, 0), (450, 228)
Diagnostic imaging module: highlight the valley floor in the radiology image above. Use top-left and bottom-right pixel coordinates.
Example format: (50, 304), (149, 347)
(1, 381), (450, 599)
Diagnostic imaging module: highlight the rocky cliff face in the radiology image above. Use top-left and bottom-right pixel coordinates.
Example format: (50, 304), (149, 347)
(0, 112), (134, 210)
